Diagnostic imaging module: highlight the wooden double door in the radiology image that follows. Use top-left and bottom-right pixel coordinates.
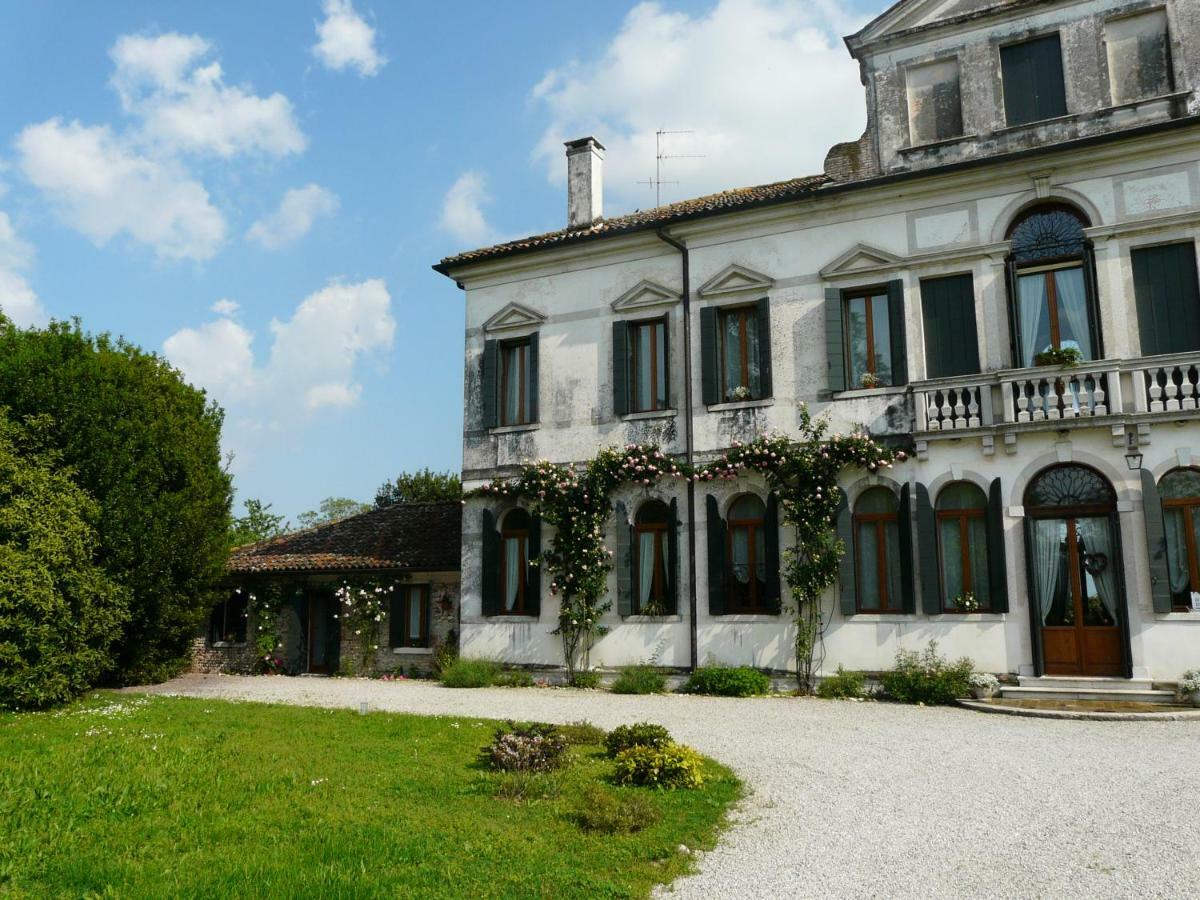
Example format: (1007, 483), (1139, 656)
(300, 591), (340, 675)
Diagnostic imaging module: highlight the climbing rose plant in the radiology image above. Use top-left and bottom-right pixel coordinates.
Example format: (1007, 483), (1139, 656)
(243, 584), (286, 674)
(334, 577), (403, 675)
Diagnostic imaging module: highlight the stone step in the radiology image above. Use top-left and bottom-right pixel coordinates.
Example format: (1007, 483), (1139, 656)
(1000, 685), (1178, 704)
(1016, 676), (1154, 691)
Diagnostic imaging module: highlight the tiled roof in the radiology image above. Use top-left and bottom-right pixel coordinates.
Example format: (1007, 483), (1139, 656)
(435, 173), (829, 272)
(228, 502), (462, 575)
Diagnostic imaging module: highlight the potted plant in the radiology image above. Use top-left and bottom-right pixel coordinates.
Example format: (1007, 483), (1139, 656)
(859, 372), (880, 389)
(952, 592), (980, 613)
(968, 672), (1000, 700)
(1176, 670), (1200, 708)
(730, 385), (752, 401)
(1032, 346), (1082, 368)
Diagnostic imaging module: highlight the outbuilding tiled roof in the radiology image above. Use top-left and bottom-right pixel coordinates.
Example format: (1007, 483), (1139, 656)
(228, 502), (462, 575)
(434, 173), (828, 272)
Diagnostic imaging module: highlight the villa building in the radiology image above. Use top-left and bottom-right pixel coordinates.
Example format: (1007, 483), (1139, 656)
(435, 0), (1200, 683)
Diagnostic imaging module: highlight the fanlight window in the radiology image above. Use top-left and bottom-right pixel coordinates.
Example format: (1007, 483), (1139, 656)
(1025, 465), (1116, 510)
(1008, 205), (1089, 264)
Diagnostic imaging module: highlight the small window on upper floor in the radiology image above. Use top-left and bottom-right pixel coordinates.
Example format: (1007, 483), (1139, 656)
(1001, 33), (1068, 126)
(481, 335), (539, 429)
(1106, 9), (1173, 106)
(906, 58), (963, 146)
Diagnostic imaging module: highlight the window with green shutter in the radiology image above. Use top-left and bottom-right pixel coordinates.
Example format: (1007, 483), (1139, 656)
(1132, 242), (1200, 357)
(390, 584), (429, 648)
(920, 274), (980, 378)
(1000, 34), (1067, 126)
(843, 282), (906, 389)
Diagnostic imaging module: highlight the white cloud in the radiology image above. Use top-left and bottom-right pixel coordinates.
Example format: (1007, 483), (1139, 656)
(439, 171), (495, 246)
(531, 0), (869, 214)
(211, 297), (240, 316)
(163, 316), (256, 400)
(111, 33), (306, 158)
(0, 212), (45, 327)
(247, 184), (339, 250)
(15, 118), (226, 261)
(313, 0), (387, 77)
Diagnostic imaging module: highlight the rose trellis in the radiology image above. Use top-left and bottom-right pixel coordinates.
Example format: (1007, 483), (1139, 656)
(470, 406), (902, 692)
(334, 577), (406, 675)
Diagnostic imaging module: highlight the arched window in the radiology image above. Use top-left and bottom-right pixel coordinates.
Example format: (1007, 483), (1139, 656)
(500, 508), (531, 614)
(634, 500), (671, 615)
(936, 482), (990, 612)
(854, 487), (901, 612)
(727, 495), (767, 612)
(1159, 468), (1200, 611)
(1006, 204), (1100, 367)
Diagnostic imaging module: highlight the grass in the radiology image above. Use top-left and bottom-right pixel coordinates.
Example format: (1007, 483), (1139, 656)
(0, 693), (740, 899)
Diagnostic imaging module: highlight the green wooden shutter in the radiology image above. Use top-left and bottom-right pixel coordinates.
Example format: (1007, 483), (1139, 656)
(527, 333), (539, 423)
(916, 483), (941, 615)
(763, 491), (781, 614)
(388, 593), (402, 647)
(612, 321), (630, 416)
(835, 491), (856, 615)
(1132, 242), (1200, 356)
(1005, 258), (1023, 367)
(481, 340), (499, 429)
(700, 306), (719, 405)
(986, 478), (1010, 614)
(1141, 468), (1173, 614)
(920, 274), (980, 378)
(825, 288), (846, 393)
(706, 494), (726, 615)
(1022, 518), (1045, 676)
(886, 280), (908, 386)
(481, 509), (500, 617)
(755, 297), (773, 399)
(1001, 34), (1067, 126)
(526, 513), (542, 617)
(667, 497), (680, 615)
(615, 501), (632, 616)
(898, 483), (916, 613)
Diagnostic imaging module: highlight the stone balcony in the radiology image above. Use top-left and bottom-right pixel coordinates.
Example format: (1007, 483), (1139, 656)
(910, 352), (1200, 459)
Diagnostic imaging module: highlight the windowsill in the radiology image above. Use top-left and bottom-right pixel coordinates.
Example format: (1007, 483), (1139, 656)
(709, 614), (783, 622)
(706, 398), (773, 412)
(621, 408), (677, 422)
(1155, 612), (1200, 622)
(1100, 90), (1192, 116)
(899, 133), (978, 154)
(210, 641), (247, 649)
(993, 111), (1078, 136)
(833, 385), (906, 399)
(392, 646), (432, 655)
(622, 614), (683, 623)
(486, 615), (540, 623)
(927, 613), (1007, 621)
(842, 613), (913, 622)
(490, 422), (540, 435)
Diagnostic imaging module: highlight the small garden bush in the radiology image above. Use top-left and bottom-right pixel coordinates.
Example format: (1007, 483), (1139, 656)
(568, 671), (602, 690)
(482, 721), (569, 773)
(816, 666), (866, 699)
(682, 665), (770, 697)
(604, 722), (673, 758)
(492, 770), (564, 803)
(573, 784), (660, 834)
(611, 665), (667, 695)
(879, 641), (973, 705)
(440, 658), (499, 688)
(494, 668), (534, 688)
(559, 720), (607, 746)
(613, 743), (705, 790)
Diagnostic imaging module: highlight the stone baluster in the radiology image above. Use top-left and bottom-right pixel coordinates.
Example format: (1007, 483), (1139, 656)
(1181, 366), (1197, 411)
(1165, 366), (1181, 412)
(1149, 367), (1165, 412)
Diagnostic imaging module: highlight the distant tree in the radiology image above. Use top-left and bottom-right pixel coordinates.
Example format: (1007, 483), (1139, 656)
(0, 412), (130, 710)
(0, 319), (232, 684)
(228, 498), (288, 549)
(375, 468), (462, 507)
(295, 496), (371, 530)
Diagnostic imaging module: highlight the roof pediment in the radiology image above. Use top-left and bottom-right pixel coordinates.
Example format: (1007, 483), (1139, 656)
(697, 263), (774, 298)
(611, 279), (680, 312)
(482, 302), (547, 333)
(820, 243), (905, 277)
(851, 0), (1016, 48)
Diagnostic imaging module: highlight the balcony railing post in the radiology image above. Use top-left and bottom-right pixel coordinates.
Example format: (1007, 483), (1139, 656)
(1130, 367), (1148, 413)
(1001, 379), (1016, 424)
(980, 383), (994, 426)
(1107, 369), (1123, 415)
(915, 390), (929, 431)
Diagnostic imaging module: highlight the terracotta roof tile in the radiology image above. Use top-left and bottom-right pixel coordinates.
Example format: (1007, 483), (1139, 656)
(228, 502), (462, 575)
(435, 173), (828, 272)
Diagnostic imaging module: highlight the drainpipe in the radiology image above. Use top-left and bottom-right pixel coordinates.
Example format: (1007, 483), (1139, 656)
(655, 228), (698, 671)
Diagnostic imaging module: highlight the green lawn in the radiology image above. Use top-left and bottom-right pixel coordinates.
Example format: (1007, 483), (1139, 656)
(0, 693), (740, 899)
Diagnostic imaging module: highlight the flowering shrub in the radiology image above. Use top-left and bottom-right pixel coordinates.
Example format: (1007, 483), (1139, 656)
(880, 641), (974, 705)
(242, 584), (285, 674)
(482, 721), (569, 773)
(604, 722), (673, 757)
(968, 673), (1000, 691)
(613, 743), (705, 789)
(334, 577), (402, 675)
(1177, 670), (1200, 700)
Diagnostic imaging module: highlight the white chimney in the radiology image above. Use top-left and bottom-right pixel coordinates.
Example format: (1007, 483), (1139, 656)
(565, 137), (605, 229)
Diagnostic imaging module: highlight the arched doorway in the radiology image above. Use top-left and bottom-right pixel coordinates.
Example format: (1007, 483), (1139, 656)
(1023, 465), (1131, 677)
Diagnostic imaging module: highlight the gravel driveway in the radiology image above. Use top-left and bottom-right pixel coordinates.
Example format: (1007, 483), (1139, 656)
(137, 675), (1200, 899)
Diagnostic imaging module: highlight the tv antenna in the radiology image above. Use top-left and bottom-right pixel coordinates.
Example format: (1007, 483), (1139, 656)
(636, 129), (704, 207)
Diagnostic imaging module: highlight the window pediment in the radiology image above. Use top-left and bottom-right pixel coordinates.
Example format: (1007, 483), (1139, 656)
(697, 263), (774, 298)
(611, 279), (679, 312)
(820, 243), (905, 278)
(483, 302), (546, 334)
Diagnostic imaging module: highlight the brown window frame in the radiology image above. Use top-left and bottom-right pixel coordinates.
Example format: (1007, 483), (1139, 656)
(727, 504), (768, 613)
(1162, 492), (1200, 613)
(1017, 261), (1086, 353)
(396, 584), (430, 648)
(629, 316), (669, 413)
(854, 502), (900, 613)
(499, 338), (531, 427)
(842, 287), (891, 384)
(936, 504), (990, 613)
(499, 527), (530, 615)
(633, 519), (669, 614)
(717, 305), (760, 402)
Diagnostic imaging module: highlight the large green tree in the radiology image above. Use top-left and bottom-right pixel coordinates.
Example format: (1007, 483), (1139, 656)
(295, 496), (370, 530)
(0, 318), (232, 683)
(375, 468), (461, 507)
(0, 412), (129, 709)
(228, 498), (288, 549)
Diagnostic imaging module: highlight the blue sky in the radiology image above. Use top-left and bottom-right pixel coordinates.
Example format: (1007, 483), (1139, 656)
(0, 0), (885, 521)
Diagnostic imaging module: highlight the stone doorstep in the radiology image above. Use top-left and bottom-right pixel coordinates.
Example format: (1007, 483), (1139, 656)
(1001, 686), (1178, 704)
(1016, 675), (1156, 690)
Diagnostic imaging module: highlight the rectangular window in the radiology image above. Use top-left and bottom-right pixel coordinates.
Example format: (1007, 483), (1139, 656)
(209, 593), (248, 644)
(718, 306), (763, 401)
(499, 339), (531, 426)
(1132, 242), (1200, 357)
(920, 274), (980, 378)
(391, 584), (429, 648)
(844, 288), (893, 388)
(906, 58), (963, 145)
(630, 318), (668, 412)
(1001, 34), (1068, 126)
(1106, 10), (1173, 105)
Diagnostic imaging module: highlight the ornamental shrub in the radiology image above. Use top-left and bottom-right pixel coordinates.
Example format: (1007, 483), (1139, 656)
(440, 658), (499, 688)
(494, 668), (534, 688)
(482, 721), (569, 773)
(682, 665), (771, 697)
(816, 666), (866, 699)
(559, 720), (607, 746)
(573, 784), (660, 834)
(613, 743), (705, 789)
(568, 671), (602, 689)
(611, 665), (667, 695)
(604, 722), (673, 758)
(880, 641), (974, 705)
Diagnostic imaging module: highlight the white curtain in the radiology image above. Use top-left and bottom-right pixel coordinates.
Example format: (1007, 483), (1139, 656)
(639, 532), (656, 606)
(504, 537), (520, 611)
(969, 517), (990, 606)
(504, 348), (520, 422)
(1033, 519), (1063, 624)
(1165, 508), (1192, 595)
(723, 313), (742, 398)
(940, 519), (965, 604)
(746, 315), (761, 395)
(1054, 268), (1091, 359)
(1075, 518), (1119, 623)
(1018, 274), (1049, 366)
(732, 527), (750, 583)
